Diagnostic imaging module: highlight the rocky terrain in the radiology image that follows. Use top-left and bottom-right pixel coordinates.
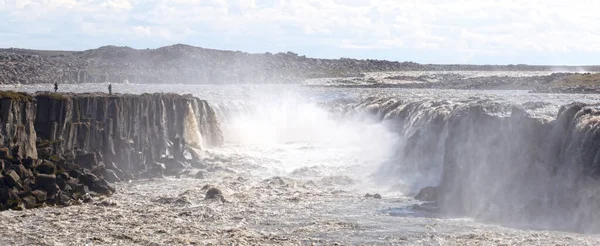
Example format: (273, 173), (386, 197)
(0, 91), (223, 211)
(308, 72), (576, 90)
(1, 44), (599, 85)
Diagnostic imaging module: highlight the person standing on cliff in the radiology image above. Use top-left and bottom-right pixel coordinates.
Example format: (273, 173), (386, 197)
(108, 83), (112, 95)
(54, 82), (58, 93)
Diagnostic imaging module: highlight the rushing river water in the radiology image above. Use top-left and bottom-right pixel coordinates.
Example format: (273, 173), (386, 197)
(2, 82), (600, 245)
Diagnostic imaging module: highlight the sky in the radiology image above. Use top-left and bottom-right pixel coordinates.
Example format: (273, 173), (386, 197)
(0, 0), (599, 65)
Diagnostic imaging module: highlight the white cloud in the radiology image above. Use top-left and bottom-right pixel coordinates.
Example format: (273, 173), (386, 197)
(0, 0), (599, 64)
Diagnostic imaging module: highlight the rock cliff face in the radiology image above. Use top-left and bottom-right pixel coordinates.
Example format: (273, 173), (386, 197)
(2, 92), (223, 174)
(336, 97), (600, 232)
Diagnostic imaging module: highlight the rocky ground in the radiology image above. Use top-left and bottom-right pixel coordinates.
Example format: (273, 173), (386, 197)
(305, 71), (600, 93)
(1, 45), (599, 85)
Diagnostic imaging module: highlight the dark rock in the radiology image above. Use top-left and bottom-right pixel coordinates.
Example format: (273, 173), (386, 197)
(32, 190), (47, 202)
(69, 169), (83, 179)
(79, 173), (100, 187)
(164, 158), (187, 170)
(205, 187), (224, 201)
(57, 191), (73, 206)
(56, 171), (70, 181)
(415, 186), (437, 202)
(4, 170), (22, 189)
(75, 153), (97, 169)
(91, 164), (106, 178)
(90, 179), (115, 196)
(36, 161), (56, 175)
(104, 169), (121, 183)
(16, 164), (33, 180)
(364, 193), (382, 199)
(35, 174), (59, 195)
(22, 157), (34, 169)
(0, 148), (10, 159)
(69, 182), (89, 198)
(22, 196), (36, 209)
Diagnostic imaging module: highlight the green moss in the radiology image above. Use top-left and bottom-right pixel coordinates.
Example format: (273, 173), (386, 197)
(49, 155), (61, 163)
(0, 91), (33, 102)
(39, 93), (68, 101)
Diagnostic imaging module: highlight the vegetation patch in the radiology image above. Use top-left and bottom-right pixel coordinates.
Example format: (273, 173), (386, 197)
(551, 73), (600, 88)
(0, 91), (33, 102)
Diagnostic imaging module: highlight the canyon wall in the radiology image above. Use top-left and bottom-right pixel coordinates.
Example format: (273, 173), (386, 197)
(1, 92), (223, 175)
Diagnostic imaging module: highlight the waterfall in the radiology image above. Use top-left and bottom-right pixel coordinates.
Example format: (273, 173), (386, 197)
(183, 101), (204, 157)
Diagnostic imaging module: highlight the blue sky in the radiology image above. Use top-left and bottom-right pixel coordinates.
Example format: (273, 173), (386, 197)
(1, 0), (598, 65)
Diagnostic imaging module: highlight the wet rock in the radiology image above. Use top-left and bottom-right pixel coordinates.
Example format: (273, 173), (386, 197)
(90, 179), (115, 196)
(153, 196), (191, 206)
(415, 186), (437, 202)
(164, 158), (187, 170)
(205, 187), (224, 201)
(104, 169), (121, 183)
(57, 191), (73, 206)
(79, 173), (100, 187)
(365, 193), (382, 199)
(262, 176), (288, 186)
(31, 190), (47, 202)
(194, 170), (208, 179)
(96, 200), (117, 207)
(22, 196), (36, 209)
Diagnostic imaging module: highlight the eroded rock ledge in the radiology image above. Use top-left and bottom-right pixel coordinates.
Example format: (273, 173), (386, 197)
(0, 91), (223, 210)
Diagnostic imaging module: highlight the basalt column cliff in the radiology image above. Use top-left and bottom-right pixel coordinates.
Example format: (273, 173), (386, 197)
(0, 92), (222, 177)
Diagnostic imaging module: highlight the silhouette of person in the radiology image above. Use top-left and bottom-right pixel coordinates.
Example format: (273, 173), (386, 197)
(54, 82), (58, 93)
(108, 83), (112, 95)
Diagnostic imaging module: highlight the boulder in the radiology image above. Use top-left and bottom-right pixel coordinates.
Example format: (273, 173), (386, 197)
(205, 187), (224, 201)
(75, 153), (97, 169)
(415, 186), (437, 202)
(364, 193), (382, 199)
(90, 179), (115, 196)
(21, 196), (36, 209)
(57, 191), (73, 206)
(16, 164), (33, 179)
(79, 173), (99, 187)
(35, 174), (59, 195)
(31, 190), (47, 202)
(36, 161), (56, 175)
(4, 170), (22, 189)
(69, 169), (83, 179)
(104, 169), (121, 183)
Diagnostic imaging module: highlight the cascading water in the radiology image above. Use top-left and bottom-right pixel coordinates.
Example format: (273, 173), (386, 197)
(183, 101), (205, 157)
(208, 90), (399, 187)
(338, 95), (600, 233)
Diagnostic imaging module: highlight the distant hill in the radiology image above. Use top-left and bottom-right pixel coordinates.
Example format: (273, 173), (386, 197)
(1, 44), (599, 84)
